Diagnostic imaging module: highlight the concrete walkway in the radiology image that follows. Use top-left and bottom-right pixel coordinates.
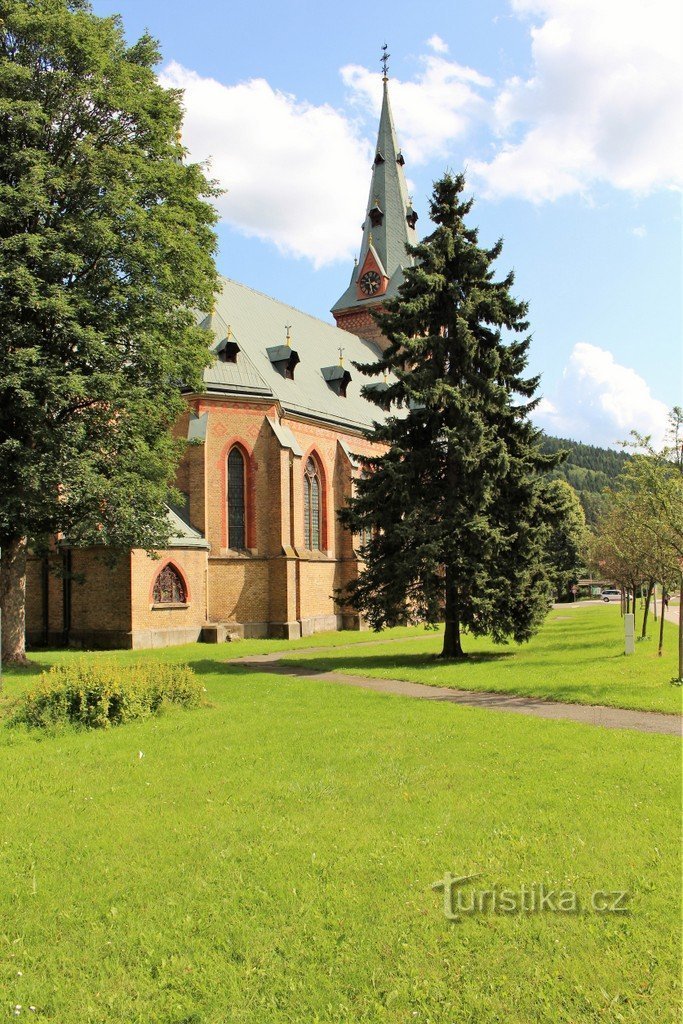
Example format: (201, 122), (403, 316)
(228, 648), (682, 737)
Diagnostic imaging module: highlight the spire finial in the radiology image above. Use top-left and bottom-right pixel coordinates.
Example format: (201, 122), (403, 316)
(285, 324), (292, 347)
(338, 346), (345, 367)
(381, 43), (390, 81)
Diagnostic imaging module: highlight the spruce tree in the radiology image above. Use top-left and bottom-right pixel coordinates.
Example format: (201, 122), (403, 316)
(0, 1), (218, 663)
(338, 173), (560, 658)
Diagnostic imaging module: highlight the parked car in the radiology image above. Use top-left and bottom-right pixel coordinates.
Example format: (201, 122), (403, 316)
(600, 588), (621, 603)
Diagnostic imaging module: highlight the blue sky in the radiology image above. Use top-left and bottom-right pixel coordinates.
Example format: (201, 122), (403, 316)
(93, 0), (681, 449)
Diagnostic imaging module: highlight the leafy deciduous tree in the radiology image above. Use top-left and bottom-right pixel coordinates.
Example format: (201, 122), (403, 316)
(0, 0), (219, 663)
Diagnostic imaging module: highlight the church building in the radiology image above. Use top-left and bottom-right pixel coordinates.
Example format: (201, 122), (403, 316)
(26, 72), (419, 649)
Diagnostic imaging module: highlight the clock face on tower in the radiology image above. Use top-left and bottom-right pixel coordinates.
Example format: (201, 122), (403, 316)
(359, 269), (382, 296)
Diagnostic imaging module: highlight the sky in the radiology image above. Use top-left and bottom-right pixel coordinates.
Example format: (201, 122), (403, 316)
(92, 0), (682, 450)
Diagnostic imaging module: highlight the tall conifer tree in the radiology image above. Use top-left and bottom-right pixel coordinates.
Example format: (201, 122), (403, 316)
(339, 173), (561, 658)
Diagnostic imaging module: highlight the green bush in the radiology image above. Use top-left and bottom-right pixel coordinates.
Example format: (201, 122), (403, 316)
(12, 661), (203, 729)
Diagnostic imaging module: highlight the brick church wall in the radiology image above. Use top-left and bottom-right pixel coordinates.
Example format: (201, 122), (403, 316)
(174, 394), (382, 640)
(130, 548), (208, 649)
(333, 306), (389, 350)
(26, 548), (132, 648)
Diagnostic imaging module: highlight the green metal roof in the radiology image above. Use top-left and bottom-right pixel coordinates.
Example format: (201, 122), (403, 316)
(166, 506), (209, 549)
(200, 277), (388, 431)
(332, 77), (418, 315)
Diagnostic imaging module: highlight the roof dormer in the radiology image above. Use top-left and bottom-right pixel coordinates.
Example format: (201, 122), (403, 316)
(368, 202), (384, 228)
(267, 325), (300, 379)
(215, 327), (240, 363)
(322, 364), (352, 398)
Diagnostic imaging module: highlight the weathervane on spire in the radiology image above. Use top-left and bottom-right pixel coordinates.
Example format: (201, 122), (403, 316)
(381, 43), (390, 80)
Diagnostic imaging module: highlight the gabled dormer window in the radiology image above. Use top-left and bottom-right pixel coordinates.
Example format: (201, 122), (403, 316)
(322, 364), (352, 398)
(267, 344), (300, 380)
(396, 151), (405, 166)
(369, 203), (384, 228)
(215, 335), (240, 363)
(374, 152), (385, 166)
(406, 205), (418, 230)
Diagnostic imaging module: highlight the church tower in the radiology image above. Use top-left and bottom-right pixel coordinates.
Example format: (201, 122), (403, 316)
(331, 49), (418, 350)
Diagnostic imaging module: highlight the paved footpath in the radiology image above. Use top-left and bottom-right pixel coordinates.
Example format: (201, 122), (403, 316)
(228, 646), (682, 737)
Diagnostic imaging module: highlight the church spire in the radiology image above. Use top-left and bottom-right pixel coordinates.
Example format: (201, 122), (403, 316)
(331, 50), (418, 346)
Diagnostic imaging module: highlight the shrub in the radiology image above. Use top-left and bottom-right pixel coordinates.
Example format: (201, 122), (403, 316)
(12, 661), (203, 729)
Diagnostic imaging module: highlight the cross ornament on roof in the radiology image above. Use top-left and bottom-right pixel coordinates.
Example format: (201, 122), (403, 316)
(381, 43), (390, 80)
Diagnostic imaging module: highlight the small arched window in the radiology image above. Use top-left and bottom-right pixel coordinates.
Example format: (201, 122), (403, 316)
(227, 446), (246, 550)
(153, 564), (187, 604)
(304, 456), (322, 550)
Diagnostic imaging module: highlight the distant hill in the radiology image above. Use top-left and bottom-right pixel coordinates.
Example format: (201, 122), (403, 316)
(540, 435), (630, 525)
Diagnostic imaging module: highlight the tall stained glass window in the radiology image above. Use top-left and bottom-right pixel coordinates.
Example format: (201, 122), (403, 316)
(228, 446), (246, 549)
(304, 457), (322, 550)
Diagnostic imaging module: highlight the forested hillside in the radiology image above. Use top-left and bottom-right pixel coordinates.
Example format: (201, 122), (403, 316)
(541, 436), (629, 524)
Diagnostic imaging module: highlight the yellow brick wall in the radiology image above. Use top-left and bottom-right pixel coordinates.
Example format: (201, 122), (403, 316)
(130, 549), (208, 628)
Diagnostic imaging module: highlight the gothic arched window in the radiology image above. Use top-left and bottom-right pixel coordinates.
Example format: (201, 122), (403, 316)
(153, 564), (187, 604)
(227, 446), (247, 550)
(304, 456), (322, 550)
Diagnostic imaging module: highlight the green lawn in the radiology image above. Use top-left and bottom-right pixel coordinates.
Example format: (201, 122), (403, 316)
(281, 605), (683, 714)
(0, 609), (680, 1022)
(0, 660), (680, 1023)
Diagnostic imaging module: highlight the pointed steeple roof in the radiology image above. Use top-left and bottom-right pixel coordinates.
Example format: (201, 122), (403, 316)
(332, 73), (418, 315)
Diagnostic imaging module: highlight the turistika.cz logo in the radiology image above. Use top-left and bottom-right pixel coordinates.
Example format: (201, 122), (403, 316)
(432, 872), (630, 921)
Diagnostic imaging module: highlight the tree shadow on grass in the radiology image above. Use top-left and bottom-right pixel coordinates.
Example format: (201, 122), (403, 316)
(279, 649), (516, 677)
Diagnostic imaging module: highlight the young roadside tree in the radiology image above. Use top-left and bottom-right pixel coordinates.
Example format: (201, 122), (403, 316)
(338, 173), (561, 658)
(616, 410), (683, 675)
(0, 1), (219, 664)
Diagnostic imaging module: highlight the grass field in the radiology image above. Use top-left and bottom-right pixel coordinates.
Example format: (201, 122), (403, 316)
(0, 606), (680, 1022)
(281, 605), (683, 714)
(1, 664), (680, 1023)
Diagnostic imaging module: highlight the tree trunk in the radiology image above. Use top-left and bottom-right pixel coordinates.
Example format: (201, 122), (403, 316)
(440, 567), (465, 659)
(658, 589), (666, 657)
(0, 537), (29, 666)
(641, 579), (654, 638)
(678, 571), (683, 682)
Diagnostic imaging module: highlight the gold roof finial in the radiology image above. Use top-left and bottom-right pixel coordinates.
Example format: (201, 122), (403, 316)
(285, 324), (292, 347)
(338, 346), (345, 367)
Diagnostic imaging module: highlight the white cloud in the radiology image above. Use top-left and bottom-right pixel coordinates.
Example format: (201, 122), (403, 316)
(426, 34), (449, 54)
(159, 62), (372, 267)
(341, 57), (492, 165)
(534, 342), (670, 447)
(470, 0), (683, 201)
(632, 225), (647, 238)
